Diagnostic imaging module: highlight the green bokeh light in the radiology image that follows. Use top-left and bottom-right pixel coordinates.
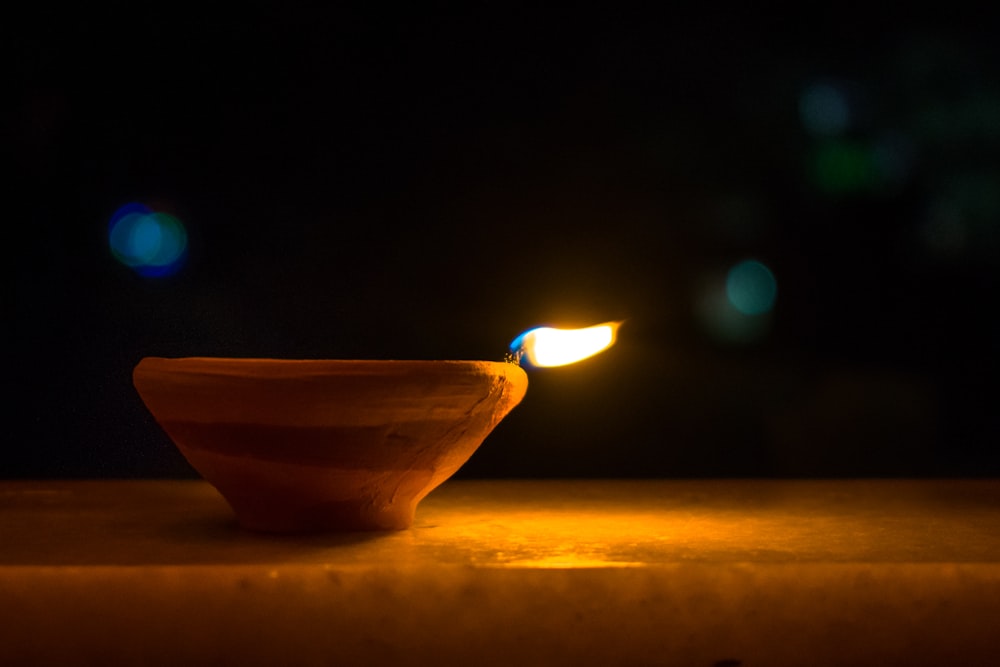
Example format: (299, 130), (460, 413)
(811, 141), (879, 196)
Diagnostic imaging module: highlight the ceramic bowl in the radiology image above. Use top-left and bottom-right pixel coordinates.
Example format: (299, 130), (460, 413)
(133, 357), (528, 532)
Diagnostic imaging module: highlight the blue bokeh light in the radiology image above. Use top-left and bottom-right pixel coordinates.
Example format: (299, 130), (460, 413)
(108, 203), (188, 277)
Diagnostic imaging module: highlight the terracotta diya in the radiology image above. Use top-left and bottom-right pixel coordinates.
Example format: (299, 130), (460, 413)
(133, 358), (528, 532)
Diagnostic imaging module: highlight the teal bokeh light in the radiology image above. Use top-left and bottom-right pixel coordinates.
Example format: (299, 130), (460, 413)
(108, 203), (188, 277)
(726, 259), (777, 316)
(800, 82), (850, 136)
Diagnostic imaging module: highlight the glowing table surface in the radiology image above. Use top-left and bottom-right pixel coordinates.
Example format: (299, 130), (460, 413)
(2, 479), (999, 666)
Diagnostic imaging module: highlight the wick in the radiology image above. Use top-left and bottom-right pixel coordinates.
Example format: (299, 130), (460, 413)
(504, 349), (524, 366)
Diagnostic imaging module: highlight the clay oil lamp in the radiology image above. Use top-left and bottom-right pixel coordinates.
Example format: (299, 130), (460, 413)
(133, 322), (619, 532)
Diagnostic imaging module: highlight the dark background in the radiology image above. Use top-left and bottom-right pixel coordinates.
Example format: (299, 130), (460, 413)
(10, 7), (999, 478)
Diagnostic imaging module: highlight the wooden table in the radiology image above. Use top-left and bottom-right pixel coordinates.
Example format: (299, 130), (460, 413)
(2, 479), (999, 666)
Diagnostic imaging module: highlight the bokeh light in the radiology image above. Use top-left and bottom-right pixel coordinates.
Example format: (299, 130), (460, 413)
(800, 82), (851, 136)
(108, 203), (188, 277)
(696, 278), (771, 344)
(726, 259), (777, 316)
(811, 140), (879, 196)
(871, 133), (915, 191)
(695, 261), (777, 344)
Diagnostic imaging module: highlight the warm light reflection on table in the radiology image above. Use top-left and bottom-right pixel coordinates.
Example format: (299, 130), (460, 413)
(2, 479), (999, 666)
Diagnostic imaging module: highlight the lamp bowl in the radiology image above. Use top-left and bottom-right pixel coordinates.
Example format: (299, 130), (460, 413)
(133, 357), (528, 532)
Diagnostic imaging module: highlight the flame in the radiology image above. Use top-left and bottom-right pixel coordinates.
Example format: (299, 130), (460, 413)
(510, 321), (621, 368)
